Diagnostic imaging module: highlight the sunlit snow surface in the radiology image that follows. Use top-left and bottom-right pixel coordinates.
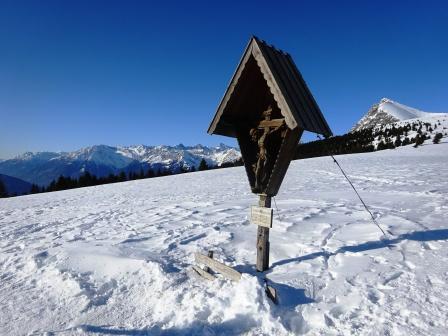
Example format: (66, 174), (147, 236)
(1, 143), (447, 335)
(377, 98), (445, 120)
(351, 98), (447, 132)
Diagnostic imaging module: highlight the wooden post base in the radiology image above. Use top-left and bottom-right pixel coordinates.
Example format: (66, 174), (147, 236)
(256, 194), (271, 272)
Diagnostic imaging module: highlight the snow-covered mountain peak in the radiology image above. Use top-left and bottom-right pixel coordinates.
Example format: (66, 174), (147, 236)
(68, 145), (133, 169)
(215, 143), (232, 150)
(174, 143), (186, 150)
(351, 98), (447, 132)
(15, 151), (61, 161)
(378, 98), (430, 120)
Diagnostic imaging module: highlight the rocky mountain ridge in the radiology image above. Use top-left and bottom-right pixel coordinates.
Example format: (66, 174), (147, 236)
(351, 98), (446, 132)
(0, 144), (241, 186)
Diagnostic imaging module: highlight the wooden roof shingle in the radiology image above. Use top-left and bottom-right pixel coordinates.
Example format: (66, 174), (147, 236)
(208, 36), (332, 138)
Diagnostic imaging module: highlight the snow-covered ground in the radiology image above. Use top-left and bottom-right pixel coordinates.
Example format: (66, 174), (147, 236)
(1, 143), (447, 335)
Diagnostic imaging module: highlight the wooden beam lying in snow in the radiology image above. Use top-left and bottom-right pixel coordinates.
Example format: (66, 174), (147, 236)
(195, 253), (242, 282)
(191, 265), (216, 281)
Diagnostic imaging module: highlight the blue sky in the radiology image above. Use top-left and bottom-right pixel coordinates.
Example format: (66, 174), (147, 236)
(1, 0), (447, 158)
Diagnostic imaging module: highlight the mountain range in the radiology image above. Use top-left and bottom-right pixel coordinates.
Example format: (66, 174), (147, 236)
(1, 98), (446, 193)
(0, 144), (241, 187)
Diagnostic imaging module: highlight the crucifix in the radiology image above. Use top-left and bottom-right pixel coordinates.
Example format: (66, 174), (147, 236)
(207, 36), (332, 273)
(249, 105), (286, 193)
(248, 105), (286, 271)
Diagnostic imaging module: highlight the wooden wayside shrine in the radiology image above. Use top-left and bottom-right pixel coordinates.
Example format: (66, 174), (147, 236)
(208, 36), (332, 272)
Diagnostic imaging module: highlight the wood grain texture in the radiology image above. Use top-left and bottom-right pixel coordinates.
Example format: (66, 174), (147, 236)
(203, 250), (214, 274)
(191, 265), (216, 281)
(256, 226), (270, 271)
(259, 119), (284, 128)
(195, 253), (242, 282)
(265, 128), (303, 196)
(256, 195), (271, 272)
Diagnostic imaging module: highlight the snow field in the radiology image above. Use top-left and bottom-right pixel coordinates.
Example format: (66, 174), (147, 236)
(0, 143), (447, 335)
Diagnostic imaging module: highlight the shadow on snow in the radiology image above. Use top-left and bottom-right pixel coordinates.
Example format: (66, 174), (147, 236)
(75, 314), (263, 336)
(271, 228), (448, 269)
(60, 229), (448, 335)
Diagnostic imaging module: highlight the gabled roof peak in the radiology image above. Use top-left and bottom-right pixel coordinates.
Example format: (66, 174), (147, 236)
(208, 36), (332, 138)
(251, 36), (289, 56)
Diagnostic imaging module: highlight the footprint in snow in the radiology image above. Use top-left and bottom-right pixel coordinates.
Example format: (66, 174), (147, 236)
(329, 305), (346, 319)
(33, 250), (50, 268)
(179, 233), (207, 245)
(367, 288), (384, 304)
(383, 271), (403, 285)
(422, 241), (438, 250)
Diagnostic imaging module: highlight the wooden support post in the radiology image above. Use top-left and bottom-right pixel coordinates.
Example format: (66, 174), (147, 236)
(256, 194), (271, 272)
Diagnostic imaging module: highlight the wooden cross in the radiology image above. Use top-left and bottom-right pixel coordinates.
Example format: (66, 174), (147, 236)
(257, 105), (285, 129)
(249, 106), (286, 272)
(250, 107), (286, 194)
(258, 118), (284, 128)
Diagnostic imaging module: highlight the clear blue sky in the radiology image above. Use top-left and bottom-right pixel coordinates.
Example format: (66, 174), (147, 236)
(1, 0), (447, 158)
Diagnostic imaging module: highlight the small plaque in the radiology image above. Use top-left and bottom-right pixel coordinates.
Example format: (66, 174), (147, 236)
(251, 206), (273, 228)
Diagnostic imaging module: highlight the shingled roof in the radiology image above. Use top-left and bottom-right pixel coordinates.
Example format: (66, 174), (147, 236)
(208, 36), (332, 138)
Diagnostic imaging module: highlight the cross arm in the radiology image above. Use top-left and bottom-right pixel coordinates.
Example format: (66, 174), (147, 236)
(258, 119), (285, 128)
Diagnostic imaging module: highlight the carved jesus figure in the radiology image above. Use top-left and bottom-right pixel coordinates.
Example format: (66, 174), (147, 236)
(250, 106), (285, 192)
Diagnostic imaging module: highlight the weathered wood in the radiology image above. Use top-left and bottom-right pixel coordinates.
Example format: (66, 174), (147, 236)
(258, 194), (271, 207)
(252, 46), (296, 130)
(256, 195), (271, 272)
(203, 250), (214, 274)
(251, 206), (273, 228)
(191, 265), (216, 281)
(265, 285), (278, 304)
(259, 119), (284, 128)
(208, 36), (332, 197)
(195, 253), (242, 282)
(257, 226), (270, 271)
(265, 128), (303, 196)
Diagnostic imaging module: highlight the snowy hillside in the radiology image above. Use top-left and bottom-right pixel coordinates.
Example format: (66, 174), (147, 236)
(351, 98), (447, 132)
(0, 144), (241, 186)
(371, 113), (448, 149)
(1, 143), (447, 335)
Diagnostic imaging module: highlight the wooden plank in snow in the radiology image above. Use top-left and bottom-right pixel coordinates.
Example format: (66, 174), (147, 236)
(195, 253), (242, 282)
(191, 265), (216, 281)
